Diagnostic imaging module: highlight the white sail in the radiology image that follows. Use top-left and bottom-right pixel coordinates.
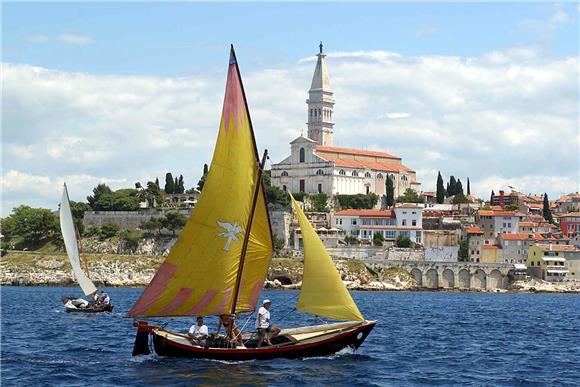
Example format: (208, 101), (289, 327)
(60, 184), (97, 296)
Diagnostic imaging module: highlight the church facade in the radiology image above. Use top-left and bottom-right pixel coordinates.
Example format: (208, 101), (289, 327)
(271, 43), (421, 198)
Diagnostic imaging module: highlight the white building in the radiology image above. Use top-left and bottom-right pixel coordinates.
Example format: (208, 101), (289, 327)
(271, 43), (420, 197)
(332, 204), (423, 244)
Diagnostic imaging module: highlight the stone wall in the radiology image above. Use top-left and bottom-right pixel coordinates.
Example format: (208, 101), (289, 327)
(83, 209), (191, 231)
(424, 246), (459, 262)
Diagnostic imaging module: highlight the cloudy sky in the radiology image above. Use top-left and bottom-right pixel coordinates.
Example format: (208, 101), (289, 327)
(2, 2), (579, 215)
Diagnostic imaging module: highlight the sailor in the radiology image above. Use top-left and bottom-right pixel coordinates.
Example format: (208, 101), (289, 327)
(188, 316), (209, 346)
(92, 291), (100, 304)
(217, 314), (242, 347)
(99, 291), (110, 305)
(256, 299), (281, 347)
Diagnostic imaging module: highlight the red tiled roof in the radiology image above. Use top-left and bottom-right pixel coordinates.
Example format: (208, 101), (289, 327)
(467, 226), (483, 234)
(335, 209), (393, 217)
(396, 204), (422, 209)
(479, 210), (517, 217)
(483, 245), (500, 250)
(534, 244), (580, 252)
(519, 222), (534, 227)
(316, 145), (400, 160)
(500, 233), (536, 240)
(421, 192), (436, 196)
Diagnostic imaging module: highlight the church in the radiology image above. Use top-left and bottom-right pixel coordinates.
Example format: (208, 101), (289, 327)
(271, 43), (421, 198)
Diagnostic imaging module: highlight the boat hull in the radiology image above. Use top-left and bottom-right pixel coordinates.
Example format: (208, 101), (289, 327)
(65, 304), (113, 313)
(139, 320), (376, 361)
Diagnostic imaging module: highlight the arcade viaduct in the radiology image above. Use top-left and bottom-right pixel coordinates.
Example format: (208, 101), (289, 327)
(367, 260), (514, 290)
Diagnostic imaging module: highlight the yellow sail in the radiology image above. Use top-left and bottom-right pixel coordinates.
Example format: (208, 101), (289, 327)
(128, 47), (272, 317)
(291, 194), (364, 322)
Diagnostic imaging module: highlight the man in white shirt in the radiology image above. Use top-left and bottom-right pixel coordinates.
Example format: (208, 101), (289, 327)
(188, 316), (209, 346)
(256, 299), (281, 347)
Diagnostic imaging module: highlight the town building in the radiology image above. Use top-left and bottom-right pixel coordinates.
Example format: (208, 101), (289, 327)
(271, 43), (420, 198)
(527, 244), (574, 282)
(332, 204), (423, 244)
(554, 193), (580, 214)
(467, 226), (484, 263)
(476, 209), (523, 241)
(557, 212), (580, 239)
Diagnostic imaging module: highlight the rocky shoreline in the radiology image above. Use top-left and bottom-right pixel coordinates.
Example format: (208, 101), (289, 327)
(2, 252), (579, 293)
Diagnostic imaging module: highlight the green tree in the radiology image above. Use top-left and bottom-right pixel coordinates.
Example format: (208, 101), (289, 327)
(111, 188), (140, 211)
(140, 217), (164, 235)
(543, 193), (554, 224)
(490, 190), (495, 202)
(6, 206), (59, 245)
(273, 236), (285, 253)
(372, 232), (384, 246)
(198, 164), (209, 192)
(99, 223), (120, 240)
(87, 184), (113, 210)
(163, 212), (188, 235)
(505, 204), (519, 211)
(336, 193), (378, 210)
(467, 178), (471, 195)
(177, 175), (185, 194)
(155, 178), (160, 189)
(145, 181), (164, 207)
(456, 179), (464, 195)
(452, 193), (471, 204)
(385, 175), (394, 207)
(396, 188), (425, 204)
(436, 171), (445, 204)
(448, 176), (457, 196)
(165, 172), (175, 194)
(309, 193), (328, 212)
(344, 235), (360, 245)
(395, 235), (412, 248)
(120, 230), (142, 253)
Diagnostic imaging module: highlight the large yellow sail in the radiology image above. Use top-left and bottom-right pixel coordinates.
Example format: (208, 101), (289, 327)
(291, 194), (364, 322)
(128, 47), (272, 317)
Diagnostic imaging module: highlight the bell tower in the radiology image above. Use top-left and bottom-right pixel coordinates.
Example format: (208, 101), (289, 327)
(306, 42), (335, 146)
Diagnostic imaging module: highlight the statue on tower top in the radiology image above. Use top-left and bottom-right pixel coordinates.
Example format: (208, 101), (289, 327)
(319, 41), (323, 54)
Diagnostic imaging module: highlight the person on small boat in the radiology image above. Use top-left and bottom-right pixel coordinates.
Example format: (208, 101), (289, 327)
(217, 314), (242, 347)
(256, 299), (280, 347)
(96, 291), (110, 306)
(188, 316), (209, 346)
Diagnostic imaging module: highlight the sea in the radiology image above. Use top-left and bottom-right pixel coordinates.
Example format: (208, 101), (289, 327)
(1, 287), (579, 386)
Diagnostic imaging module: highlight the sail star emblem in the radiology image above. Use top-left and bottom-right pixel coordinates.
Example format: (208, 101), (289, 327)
(217, 221), (243, 251)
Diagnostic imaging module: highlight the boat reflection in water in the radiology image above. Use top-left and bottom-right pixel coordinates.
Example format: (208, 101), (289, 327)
(128, 46), (376, 360)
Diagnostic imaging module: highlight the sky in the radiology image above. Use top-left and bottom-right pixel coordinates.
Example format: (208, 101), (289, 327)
(2, 2), (579, 215)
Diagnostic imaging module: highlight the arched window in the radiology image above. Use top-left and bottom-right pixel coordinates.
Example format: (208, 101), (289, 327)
(352, 171), (359, 177)
(365, 172), (371, 178)
(310, 109), (313, 117)
(316, 169), (324, 175)
(281, 171), (288, 177)
(377, 173), (384, 179)
(299, 148), (305, 163)
(339, 169), (346, 176)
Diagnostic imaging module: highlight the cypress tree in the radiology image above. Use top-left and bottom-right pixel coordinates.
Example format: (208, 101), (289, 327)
(155, 178), (160, 189)
(456, 179), (464, 195)
(491, 190), (495, 202)
(164, 172), (175, 194)
(174, 177), (179, 193)
(178, 175), (184, 193)
(436, 172), (445, 204)
(385, 175), (394, 207)
(449, 176), (457, 196)
(446, 182), (450, 197)
(467, 178), (471, 195)
(543, 193), (554, 223)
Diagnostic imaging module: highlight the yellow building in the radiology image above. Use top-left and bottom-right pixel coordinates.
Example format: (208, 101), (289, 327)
(527, 244), (572, 282)
(481, 245), (502, 263)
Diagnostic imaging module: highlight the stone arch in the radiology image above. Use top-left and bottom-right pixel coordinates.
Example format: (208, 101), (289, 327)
(410, 268), (422, 287)
(425, 269), (439, 289)
(489, 269), (503, 289)
(458, 269), (470, 289)
(473, 269), (486, 289)
(441, 269), (455, 289)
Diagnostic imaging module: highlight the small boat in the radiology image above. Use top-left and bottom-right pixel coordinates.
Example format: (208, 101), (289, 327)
(59, 184), (113, 313)
(129, 46), (376, 360)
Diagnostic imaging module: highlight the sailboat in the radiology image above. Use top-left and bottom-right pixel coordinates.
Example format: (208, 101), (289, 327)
(129, 46), (376, 360)
(60, 183), (113, 313)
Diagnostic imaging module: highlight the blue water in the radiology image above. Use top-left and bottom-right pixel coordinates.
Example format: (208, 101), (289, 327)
(1, 287), (579, 386)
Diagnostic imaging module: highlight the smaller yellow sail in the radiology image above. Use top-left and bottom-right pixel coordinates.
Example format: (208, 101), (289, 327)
(290, 194), (364, 322)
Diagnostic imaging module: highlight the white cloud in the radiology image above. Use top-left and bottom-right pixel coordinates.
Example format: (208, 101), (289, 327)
(25, 35), (49, 44)
(2, 45), (578, 214)
(57, 34), (93, 45)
